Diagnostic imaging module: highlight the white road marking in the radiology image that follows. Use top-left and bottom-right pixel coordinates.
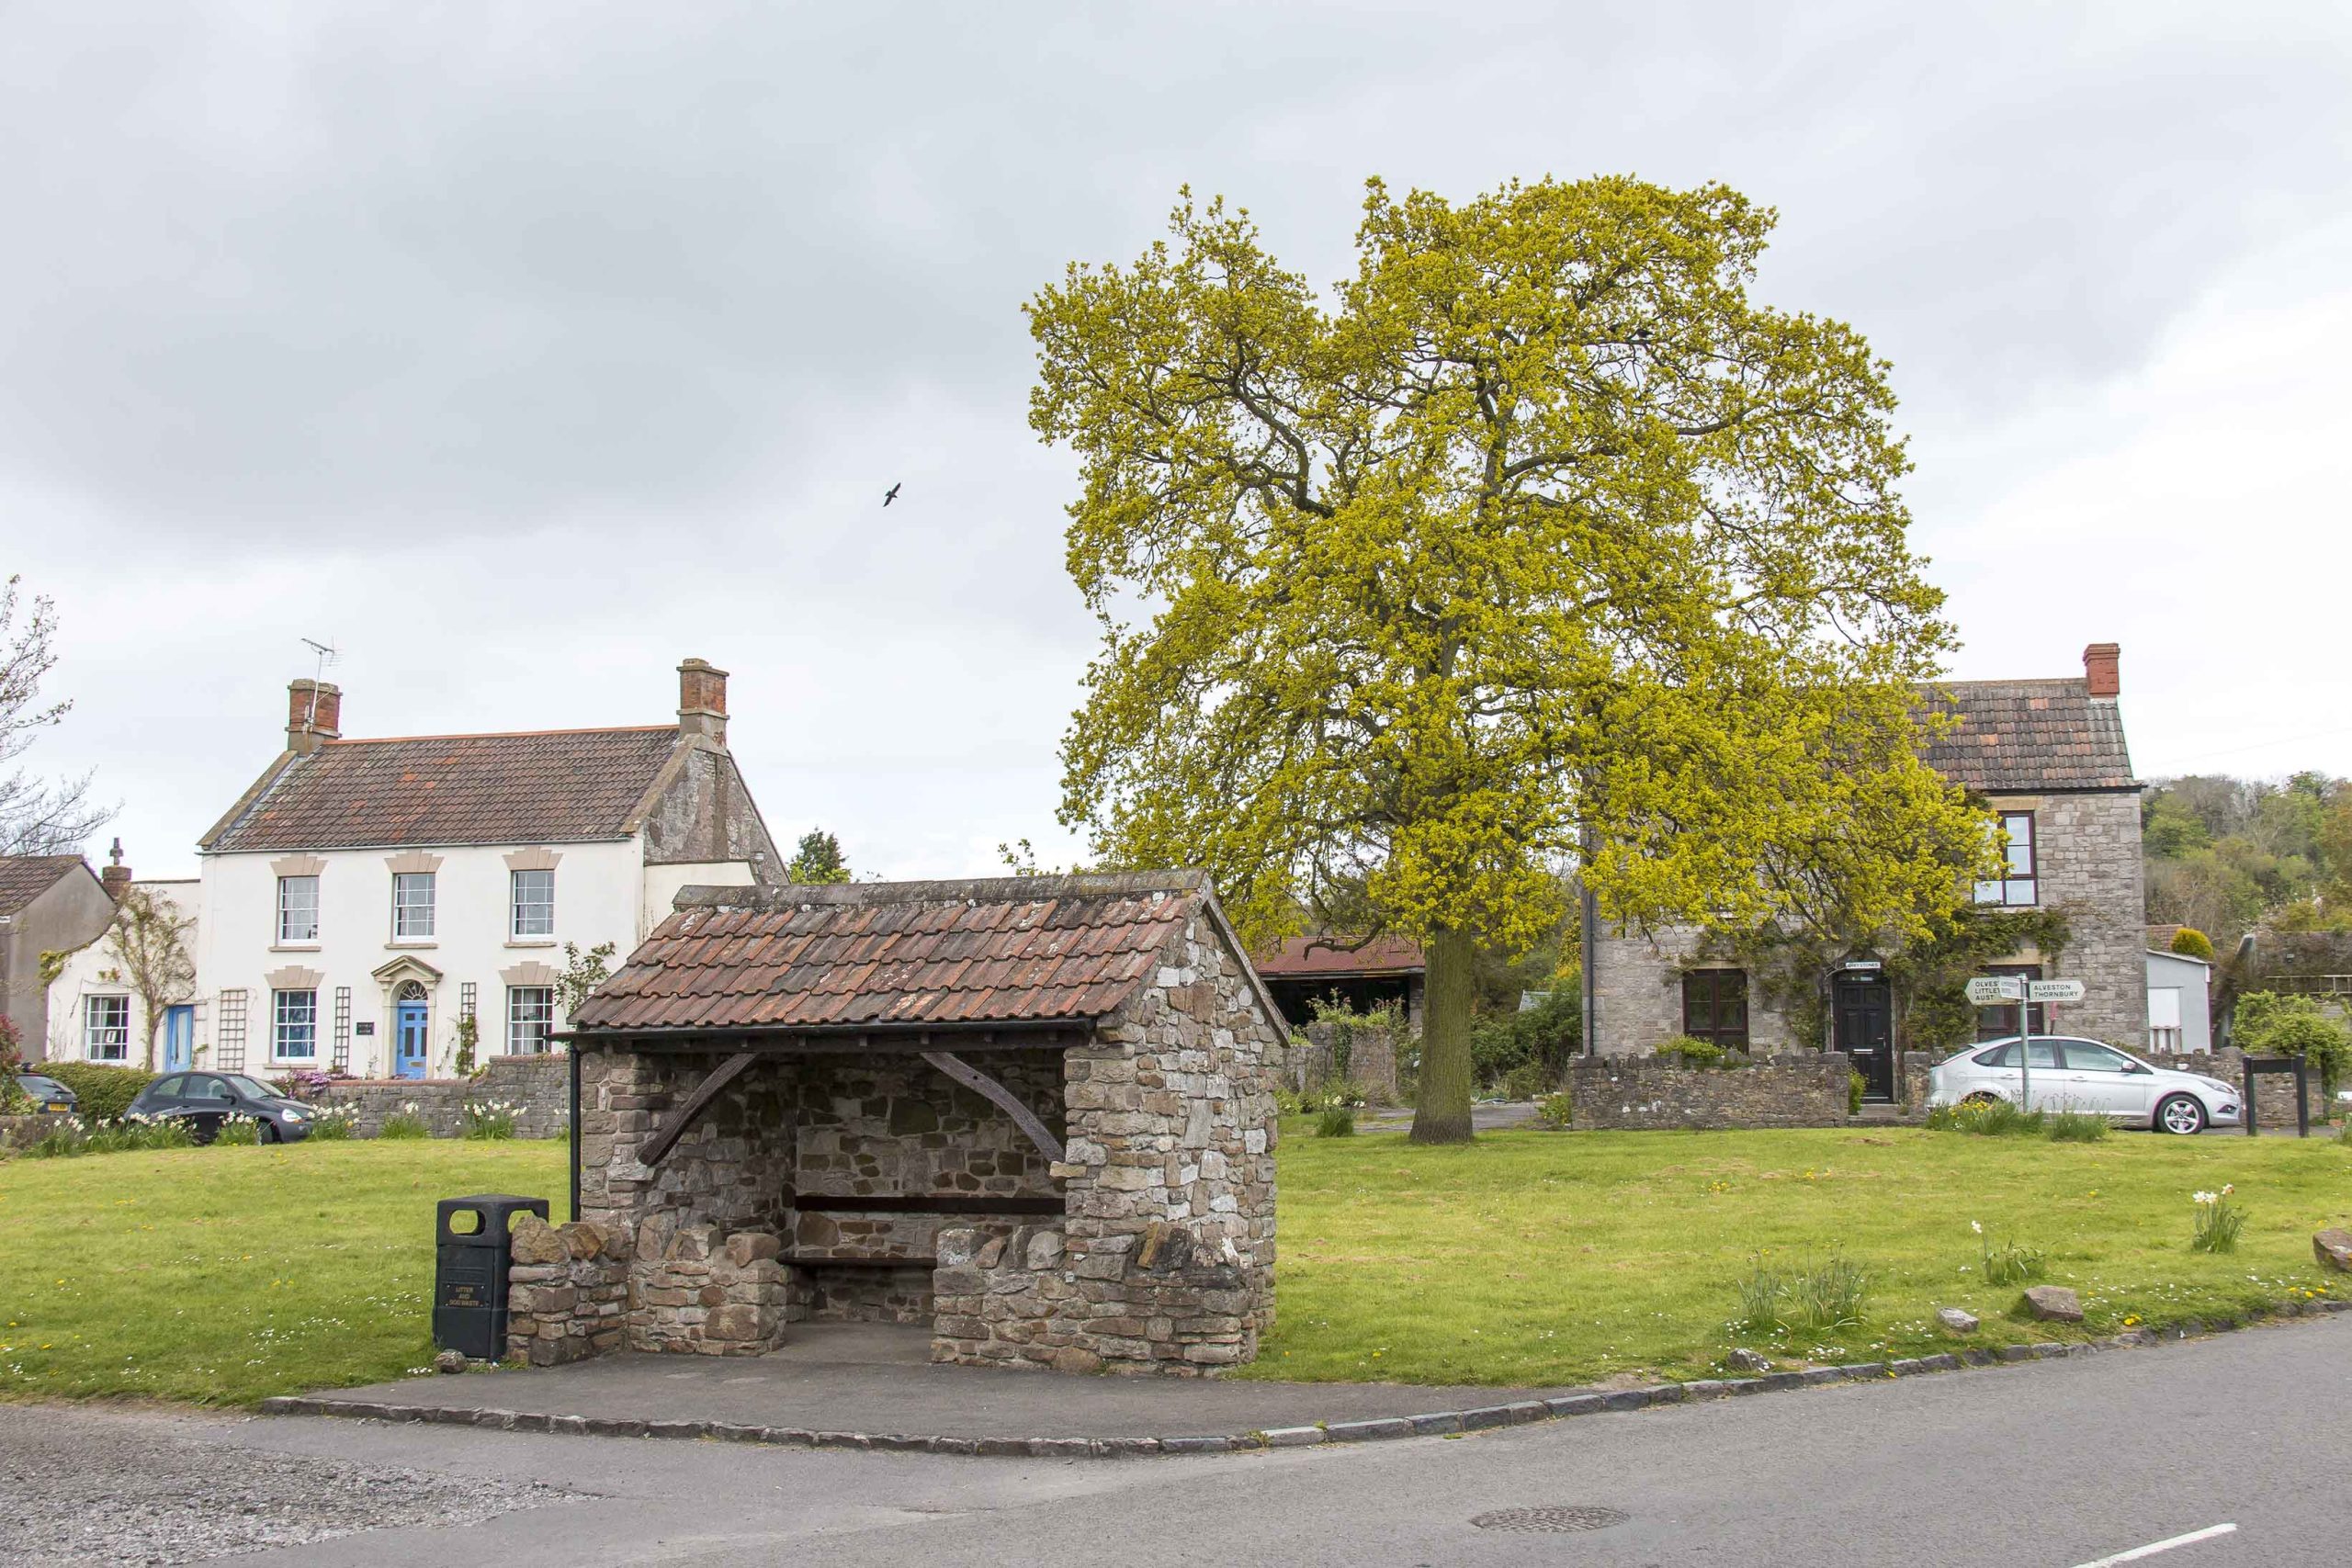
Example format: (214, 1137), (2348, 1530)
(2071, 1522), (2238, 1566)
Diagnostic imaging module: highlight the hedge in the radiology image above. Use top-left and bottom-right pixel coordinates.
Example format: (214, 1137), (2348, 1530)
(39, 1063), (158, 1123)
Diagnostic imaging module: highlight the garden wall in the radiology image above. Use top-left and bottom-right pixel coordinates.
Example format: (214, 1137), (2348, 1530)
(311, 1053), (570, 1137)
(1567, 1053), (1852, 1131)
(0, 1112), (72, 1150)
(1295, 1022), (1400, 1102)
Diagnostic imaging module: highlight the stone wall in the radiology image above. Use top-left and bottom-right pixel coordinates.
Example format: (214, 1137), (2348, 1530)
(932, 913), (1285, 1375)
(504, 1212), (630, 1366)
(1567, 1053), (1852, 1131)
(1295, 1022), (1400, 1102)
(0, 1112), (72, 1150)
(628, 1222), (792, 1355)
(578, 1049), (796, 1240)
(312, 1053), (570, 1138)
(1590, 926), (1801, 1057)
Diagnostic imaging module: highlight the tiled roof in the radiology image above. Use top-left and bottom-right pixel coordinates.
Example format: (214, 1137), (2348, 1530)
(0, 854), (87, 915)
(1253, 934), (1425, 978)
(571, 873), (1220, 1035)
(1917, 679), (2134, 793)
(202, 728), (684, 852)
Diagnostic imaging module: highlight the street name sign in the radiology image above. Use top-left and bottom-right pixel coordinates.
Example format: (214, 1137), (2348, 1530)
(1965, 976), (2023, 1004)
(2027, 980), (2086, 1002)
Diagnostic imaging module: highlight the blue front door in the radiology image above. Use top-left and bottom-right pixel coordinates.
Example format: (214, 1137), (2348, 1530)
(396, 1001), (429, 1079)
(163, 1005), (194, 1071)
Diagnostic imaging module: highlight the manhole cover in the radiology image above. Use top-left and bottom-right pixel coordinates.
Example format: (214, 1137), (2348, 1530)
(1469, 1506), (1630, 1533)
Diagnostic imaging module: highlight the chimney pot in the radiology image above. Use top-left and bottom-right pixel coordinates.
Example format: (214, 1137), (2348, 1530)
(2083, 642), (2120, 699)
(677, 658), (729, 744)
(99, 838), (130, 903)
(287, 679), (342, 753)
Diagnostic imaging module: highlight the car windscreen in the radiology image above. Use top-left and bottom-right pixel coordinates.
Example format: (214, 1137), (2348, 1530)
(220, 1074), (277, 1100)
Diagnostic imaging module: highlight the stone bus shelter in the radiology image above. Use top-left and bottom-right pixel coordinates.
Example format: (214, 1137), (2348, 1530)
(533, 872), (1285, 1375)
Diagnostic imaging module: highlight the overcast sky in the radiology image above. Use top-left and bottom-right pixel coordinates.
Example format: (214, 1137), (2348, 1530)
(7, 2), (2349, 882)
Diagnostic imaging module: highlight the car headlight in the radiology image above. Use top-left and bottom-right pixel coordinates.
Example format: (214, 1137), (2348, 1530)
(2199, 1078), (2234, 1097)
(282, 1108), (308, 1122)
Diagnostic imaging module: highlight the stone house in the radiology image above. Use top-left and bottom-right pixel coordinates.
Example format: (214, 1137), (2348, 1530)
(0, 852), (119, 1061)
(45, 658), (781, 1080)
(549, 871), (1284, 1374)
(1591, 643), (2144, 1101)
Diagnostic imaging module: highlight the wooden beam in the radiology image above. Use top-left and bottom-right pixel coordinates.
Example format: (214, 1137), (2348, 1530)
(920, 1050), (1066, 1164)
(638, 1050), (759, 1167)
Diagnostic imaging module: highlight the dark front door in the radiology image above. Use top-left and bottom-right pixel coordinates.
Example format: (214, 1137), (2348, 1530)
(1834, 973), (1894, 1101)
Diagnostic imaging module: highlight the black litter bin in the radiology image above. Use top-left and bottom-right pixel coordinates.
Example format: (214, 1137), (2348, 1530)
(433, 1193), (549, 1360)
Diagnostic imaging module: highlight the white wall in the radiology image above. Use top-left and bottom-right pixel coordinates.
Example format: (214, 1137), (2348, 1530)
(195, 840), (648, 1077)
(639, 860), (756, 940)
(45, 880), (199, 1068)
(2145, 950), (2212, 1054)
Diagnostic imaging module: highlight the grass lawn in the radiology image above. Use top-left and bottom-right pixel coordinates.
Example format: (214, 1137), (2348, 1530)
(1243, 1122), (2352, 1386)
(5, 1124), (2348, 1404)
(0, 1140), (567, 1404)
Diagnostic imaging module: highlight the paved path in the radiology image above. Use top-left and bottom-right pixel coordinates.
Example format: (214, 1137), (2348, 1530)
(298, 1322), (1589, 1441)
(6, 1314), (2346, 1564)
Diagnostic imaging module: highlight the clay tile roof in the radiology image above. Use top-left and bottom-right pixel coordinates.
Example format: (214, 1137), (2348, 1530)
(0, 854), (88, 915)
(1251, 934), (1425, 978)
(1917, 678), (2134, 793)
(202, 728), (684, 852)
(571, 872), (1237, 1035)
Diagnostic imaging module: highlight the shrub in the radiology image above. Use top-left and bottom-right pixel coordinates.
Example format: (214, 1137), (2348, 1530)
(1314, 1105), (1357, 1138)
(273, 1067), (333, 1101)
(1653, 1036), (1725, 1068)
(2045, 1109), (2109, 1143)
(1499, 1062), (1554, 1101)
(1971, 1221), (2045, 1285)
(305, 1106), (357, 1141)
(1732, 1254), (1869, 1336)
(1535, 1090), (1574, 1130)
(2169, 927), (2216, 962)
(39, 1063), (156, 1124)
(378, 1105), (432, 1140)
(461, 1099), (518, 1140)
(2233, 992), (2352, 1099)
(213, 1113), (263, 1146)
(1470, 987), (1580, 1088)
(1848, 1071), (1866, 1117)
(2190, 1186), (2245, 1253)
(1926, 1097), (2044, 1137)
(26, 1119), (89, 1158)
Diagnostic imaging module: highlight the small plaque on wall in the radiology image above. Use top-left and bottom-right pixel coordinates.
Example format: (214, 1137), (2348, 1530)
(355, 1021), (376, 1036)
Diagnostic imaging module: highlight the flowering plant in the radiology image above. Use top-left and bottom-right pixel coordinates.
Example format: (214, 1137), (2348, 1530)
(2191, 1185), (2245, 1253)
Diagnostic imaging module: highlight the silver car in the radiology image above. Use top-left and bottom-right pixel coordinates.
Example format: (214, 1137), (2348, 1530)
(1927, 1036), (2241, 1134)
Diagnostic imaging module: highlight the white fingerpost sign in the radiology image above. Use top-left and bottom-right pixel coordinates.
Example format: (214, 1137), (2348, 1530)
(1966, 976), (2023, 1005)
(1966, 974), (2080, 1110)
(2027, 980), (2086, 1003)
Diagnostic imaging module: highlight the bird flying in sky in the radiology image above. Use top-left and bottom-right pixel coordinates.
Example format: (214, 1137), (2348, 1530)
(884, 482), (901, 506)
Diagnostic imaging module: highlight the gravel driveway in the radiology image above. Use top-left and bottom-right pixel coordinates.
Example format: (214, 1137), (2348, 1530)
(0, 1404), (577, 1566)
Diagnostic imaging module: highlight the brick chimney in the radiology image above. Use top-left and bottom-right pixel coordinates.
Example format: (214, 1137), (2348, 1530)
(100, 838), (130, 903)
(2083, 642), (2120, 700)
(288, 678), (342, 754)
(677, 658), (728, 744)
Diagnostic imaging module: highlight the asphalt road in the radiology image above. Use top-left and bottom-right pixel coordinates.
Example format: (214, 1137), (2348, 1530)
(6, 1314), (2346, 1566)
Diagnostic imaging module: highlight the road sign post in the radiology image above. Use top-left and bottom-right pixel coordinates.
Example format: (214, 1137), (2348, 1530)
(1967, 976), (2028, 1107)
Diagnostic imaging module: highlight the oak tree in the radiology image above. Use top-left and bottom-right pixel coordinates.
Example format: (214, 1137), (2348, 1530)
(1029, 177), (1988, 1142)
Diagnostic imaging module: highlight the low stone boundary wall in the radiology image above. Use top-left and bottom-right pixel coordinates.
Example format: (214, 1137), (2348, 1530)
(505, 1213), (631, 1366)
(628, 1220), (790, 1356)
(313, 1053), (570, 1137)
(0, 1112), (72, 1150)
(931, 1218), (1260, 1376)
(1569, 1054), (1851, 1131)
(1295, 1023), (1401, 1102)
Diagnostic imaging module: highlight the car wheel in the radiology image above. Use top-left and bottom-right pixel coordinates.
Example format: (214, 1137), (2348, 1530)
(2155, 1094), (2207, 1135)
(259, 1121), (281, 1145)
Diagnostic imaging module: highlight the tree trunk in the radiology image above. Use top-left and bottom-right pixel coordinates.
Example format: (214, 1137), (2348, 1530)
(142, 1016), (159, 1073)
(1410, 927), (1476, 1144)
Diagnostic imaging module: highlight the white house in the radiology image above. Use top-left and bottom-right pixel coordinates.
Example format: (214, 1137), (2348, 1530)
(48, 657), (782, 1080)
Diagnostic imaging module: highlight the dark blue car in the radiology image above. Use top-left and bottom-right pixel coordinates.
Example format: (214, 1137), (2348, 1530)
(126, 1071), (319, 1143)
